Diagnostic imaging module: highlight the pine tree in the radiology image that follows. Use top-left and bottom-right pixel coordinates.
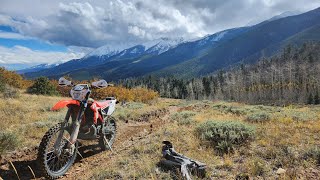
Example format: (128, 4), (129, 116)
(308, 94), (314, 104)
(314, 92), (320, 105)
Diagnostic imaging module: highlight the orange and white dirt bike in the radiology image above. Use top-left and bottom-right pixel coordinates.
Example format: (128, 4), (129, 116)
(37, 77), (117, 179)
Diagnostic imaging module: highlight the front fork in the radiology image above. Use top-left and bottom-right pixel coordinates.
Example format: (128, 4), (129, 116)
(53, 108), (71, 155)
(53, 102), (86, 154)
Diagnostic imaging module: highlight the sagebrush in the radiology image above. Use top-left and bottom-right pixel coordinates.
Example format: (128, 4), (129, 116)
(0, 131), (19, 154)
(196, 120), (255, 154)
(3, 85), (20, 99)
(170, 111), (196, 125)
(245, 112), (271, 123)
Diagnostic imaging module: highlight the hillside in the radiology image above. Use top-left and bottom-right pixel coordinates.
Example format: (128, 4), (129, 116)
(120, 42), (320, 105)
(1, 94), (320, 179)
(23, 7), (320, 81)
(24, 27), (248, 80)
(155, 7), (320, 77)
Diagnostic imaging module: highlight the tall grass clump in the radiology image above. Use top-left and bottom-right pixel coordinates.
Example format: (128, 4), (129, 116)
(196, 120), (255, 154)
(170, 111), (196, 125)
(3, 85), (20, 99)
(0, 131), (19, 154)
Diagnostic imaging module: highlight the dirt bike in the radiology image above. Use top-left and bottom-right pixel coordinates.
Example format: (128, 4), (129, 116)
(37, 77), (117, 179)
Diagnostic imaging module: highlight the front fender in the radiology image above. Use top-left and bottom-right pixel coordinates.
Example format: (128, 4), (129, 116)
(51, 100), (80, 111)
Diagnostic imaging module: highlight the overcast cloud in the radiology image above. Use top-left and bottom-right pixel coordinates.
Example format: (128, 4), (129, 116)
(0, 0), (319, 65)
(0, 0), (319, 48)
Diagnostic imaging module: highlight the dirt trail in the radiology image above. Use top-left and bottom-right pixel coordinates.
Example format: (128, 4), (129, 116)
(0, 106), (178, 180)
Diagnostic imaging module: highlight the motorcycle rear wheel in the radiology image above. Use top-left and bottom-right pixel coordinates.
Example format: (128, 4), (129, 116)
(38, 123), (77, 179)
(99, 116), (117, 151)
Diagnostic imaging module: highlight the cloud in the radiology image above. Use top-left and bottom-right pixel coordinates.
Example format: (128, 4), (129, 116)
(0, 0), (319, 48)
(0, 30), (31, 40)
(0, 45), (85, 64)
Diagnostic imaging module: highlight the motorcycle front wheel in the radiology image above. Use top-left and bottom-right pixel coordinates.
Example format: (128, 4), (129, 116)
(38, 123), (77, 179)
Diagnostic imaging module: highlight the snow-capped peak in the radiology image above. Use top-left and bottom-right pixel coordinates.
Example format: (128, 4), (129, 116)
(17, 61), (63, 74)
(83, 37), (185, 59)
(84, 43), (135, 58)
(143, 37), (185, 54)
(191, 30), (228, 47)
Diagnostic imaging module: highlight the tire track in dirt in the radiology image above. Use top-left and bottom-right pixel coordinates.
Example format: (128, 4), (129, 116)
(0, 106), (178, 180)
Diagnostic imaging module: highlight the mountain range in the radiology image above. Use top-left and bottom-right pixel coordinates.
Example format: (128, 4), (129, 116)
(22, 7), (320, 81)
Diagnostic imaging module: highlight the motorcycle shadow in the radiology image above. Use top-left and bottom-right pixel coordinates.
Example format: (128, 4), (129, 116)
(76, 143), (103, 161)
(0, 144), (103, 180)
(0, 159), (39, 180)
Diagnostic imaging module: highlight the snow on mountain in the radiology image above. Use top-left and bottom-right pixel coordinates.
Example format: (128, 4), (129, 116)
(17, 61), (62, 74)
(84, 42), (136, 58)
(84, 37), (185, 60)
(143, 37), (185, 54)
(195, 30), (228, 47)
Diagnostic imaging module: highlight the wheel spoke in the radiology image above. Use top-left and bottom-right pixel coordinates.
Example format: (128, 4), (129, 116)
(46, 152), (57, 162)
(43, 128), (76, 173)
(48, 156), (57, 171)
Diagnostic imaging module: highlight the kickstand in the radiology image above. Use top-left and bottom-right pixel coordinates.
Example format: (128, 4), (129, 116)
(77, 150), (84, 159)
(104, 136), (113, 152)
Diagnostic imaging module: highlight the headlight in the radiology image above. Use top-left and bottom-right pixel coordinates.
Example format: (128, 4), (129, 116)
(70, 84), (89, 101)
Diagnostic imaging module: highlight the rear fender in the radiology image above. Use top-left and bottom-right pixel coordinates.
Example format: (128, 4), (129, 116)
(51, 100), (80, 111)
(106, 100), (116, 115)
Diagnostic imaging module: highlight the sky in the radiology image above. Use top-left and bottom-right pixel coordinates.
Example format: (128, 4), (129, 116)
(0, 0), (320, 68)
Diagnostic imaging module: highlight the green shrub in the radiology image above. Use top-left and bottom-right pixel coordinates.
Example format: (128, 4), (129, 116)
(290, 111), (317, 121)
(196, 120), (255, 154)
(303, 147), (320, 164)
(212, 103), (281, 117)
(170, 111), (196, 125)
(114, 107), (131, 121)
(126, 102), (145, 109)
(27, 77), (58, 95)
(3, 85), (20, 99)
(245, 112), (271, 123)
(0, 131), (19, 154)
(279, 110), (318, 121)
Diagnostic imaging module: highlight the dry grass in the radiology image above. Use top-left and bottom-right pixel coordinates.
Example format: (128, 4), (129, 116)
(0, 93), (167, 154)
(0, 93), (67, 150)
(89, 100), (320, 179)
(1, 93), (320, 179)
(89, 121), (217, 179)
